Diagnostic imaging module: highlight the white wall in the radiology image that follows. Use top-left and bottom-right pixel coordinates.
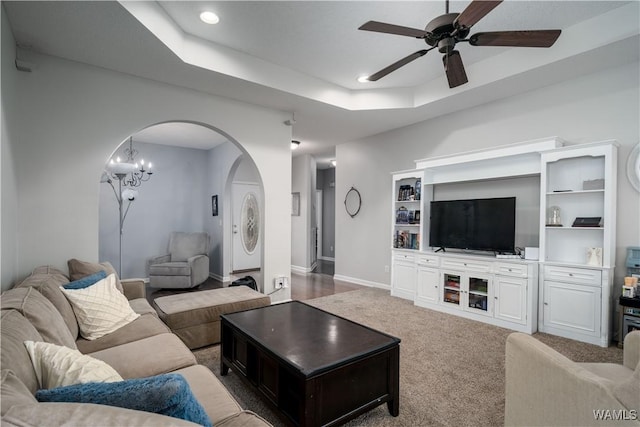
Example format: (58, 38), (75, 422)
(336, 61), (640, 290)
(5, 49), (292, 301)
(291, 155), (310, 271)
(1, 7), (19, 289)
(206, 142), (242, 282)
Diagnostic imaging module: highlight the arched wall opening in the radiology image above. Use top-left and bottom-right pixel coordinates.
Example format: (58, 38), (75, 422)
(8, 49), (292, 302)
(98, 121), (265, 291)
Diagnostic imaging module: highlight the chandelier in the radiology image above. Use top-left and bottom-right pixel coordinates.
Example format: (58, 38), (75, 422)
(106, 137), (153, 187)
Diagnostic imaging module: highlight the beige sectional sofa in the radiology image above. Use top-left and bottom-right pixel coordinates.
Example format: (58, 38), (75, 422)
(1, 265), (272, 427)
(505, 331), (640, 427)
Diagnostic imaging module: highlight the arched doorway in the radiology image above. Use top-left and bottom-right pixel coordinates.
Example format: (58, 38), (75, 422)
(98, 121), (264, 290)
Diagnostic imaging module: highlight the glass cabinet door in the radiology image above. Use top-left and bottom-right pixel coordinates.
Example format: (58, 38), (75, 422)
(442, 273), (461, 306)
(467, 276), (489, 313)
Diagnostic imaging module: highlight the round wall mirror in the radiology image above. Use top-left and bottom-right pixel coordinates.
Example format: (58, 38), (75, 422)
(627, 143), (640, 192)
(344, 187), (362, 218)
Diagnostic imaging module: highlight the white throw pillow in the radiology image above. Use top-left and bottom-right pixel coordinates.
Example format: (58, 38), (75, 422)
(24, 341), (123, 389)
(60, 274), (140, 340)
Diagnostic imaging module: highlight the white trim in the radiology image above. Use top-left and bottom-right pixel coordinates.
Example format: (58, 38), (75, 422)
(291, 264), (314, 274)
(209, 272), (230, 283)
(271, 298), (292, 305)
(319, 256), (335, 262)
(333, 274), (390, 290)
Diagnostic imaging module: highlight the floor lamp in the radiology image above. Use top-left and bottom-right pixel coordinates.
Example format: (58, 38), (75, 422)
(102, 137), (153, 277)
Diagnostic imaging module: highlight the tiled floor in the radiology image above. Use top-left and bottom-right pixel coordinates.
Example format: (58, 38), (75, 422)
(146, 260), (364, 304)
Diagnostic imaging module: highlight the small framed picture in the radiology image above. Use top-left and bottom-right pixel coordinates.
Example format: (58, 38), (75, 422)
(414, 210), (421, 222)
(211, 195), (218, 216)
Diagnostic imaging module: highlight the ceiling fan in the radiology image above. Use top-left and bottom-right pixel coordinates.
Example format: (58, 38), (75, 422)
(358, 0), (561, 88)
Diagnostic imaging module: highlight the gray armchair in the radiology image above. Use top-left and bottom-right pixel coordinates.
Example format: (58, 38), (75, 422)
(148, 232), (210, 289)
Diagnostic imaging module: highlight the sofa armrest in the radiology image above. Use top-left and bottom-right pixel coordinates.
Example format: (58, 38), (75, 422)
(121, 279), (146, 300)
(505, 333), (631, 427)
(623, 330), (640, 371)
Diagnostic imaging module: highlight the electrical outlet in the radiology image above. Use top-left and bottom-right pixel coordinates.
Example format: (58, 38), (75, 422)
(274, 276), (286, 289)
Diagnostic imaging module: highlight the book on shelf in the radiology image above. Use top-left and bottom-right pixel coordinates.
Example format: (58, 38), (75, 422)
(393, 230), (420, 250)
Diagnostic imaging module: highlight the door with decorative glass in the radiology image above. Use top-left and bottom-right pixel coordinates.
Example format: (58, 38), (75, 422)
(232, 183), (262, 272)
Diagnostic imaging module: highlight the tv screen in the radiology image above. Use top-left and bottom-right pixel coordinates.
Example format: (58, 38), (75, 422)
(429, 197), (516, 253)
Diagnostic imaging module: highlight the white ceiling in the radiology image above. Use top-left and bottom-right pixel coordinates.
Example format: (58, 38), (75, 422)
(4, 1), (639, 168)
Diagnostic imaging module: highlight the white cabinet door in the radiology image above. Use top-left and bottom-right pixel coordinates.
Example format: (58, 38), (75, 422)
(542, 280), (601, 336)
(416, 266), (439, 305)
(392, 260), (416, 300)
(495, 276), (527, 325)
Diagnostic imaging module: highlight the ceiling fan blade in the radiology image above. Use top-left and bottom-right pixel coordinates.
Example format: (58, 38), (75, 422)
(442, 50), (468, 88)
(454, 0), (502, 29)
(367, 49), (431, 81)
(469, 30), (562, 47)
(359, 21), (428, 38)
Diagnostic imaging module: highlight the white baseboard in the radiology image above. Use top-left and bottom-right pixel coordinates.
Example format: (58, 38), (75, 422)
(319, 256), (335, 262)
(291, 264), (314, 274)
(209, 272), (230, 283)
(333, 274), (390, 290)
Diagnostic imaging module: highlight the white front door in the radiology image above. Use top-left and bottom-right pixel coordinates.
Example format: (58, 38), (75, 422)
(232, 183), (262, 272)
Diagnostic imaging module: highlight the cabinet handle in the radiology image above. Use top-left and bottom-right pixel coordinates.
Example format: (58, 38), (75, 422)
(494, 296), (498, 300)
(569, 273), (573, 277)
(508, 268), (512, 272)
(544, 302), (548, 305)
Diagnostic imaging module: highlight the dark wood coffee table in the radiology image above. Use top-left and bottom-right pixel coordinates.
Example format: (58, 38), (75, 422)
(220, 301), (400, 427)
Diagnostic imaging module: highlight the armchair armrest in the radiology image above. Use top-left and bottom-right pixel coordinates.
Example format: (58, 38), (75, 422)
(623, 330), (640, 371)
(505, 333), (630, 427)
(187, 254), (210, 287)
(120, 278), (146, 300)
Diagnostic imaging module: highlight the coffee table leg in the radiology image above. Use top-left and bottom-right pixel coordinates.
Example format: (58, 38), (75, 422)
(221, 362), (229, 376)
(387, 346), (400, 416)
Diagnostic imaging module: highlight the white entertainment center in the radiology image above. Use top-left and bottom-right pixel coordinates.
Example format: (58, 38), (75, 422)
(391, 138), (618, 347)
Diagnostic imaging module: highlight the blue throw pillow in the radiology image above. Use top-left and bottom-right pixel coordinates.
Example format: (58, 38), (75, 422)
(63, 270), (107, 290)
(35, 373), (212, 427)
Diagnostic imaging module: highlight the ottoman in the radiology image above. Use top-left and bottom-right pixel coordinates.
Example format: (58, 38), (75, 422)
(153, 286), (271, 349)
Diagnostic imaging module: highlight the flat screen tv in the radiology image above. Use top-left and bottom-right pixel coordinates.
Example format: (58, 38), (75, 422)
(429, 197), (516, 253)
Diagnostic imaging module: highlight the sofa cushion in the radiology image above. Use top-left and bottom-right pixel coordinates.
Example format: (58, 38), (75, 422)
(0, 287), (76, 349)
(24, 341), (122, 389)
(75, 312), (171, 354)
(2, 402), (203, 427)
(68, 258), (124, 294)
(35, 373), (212, 427)
(0, 310), (43, 394)
(1, 370), (38, 416)
(63, 270), (107, 290)
(172, 365), (243, 424)
(128, 298), (158, 316)
(88, 333), (197, 379)
(16, 266), (78, 339)
(60, 274), (140, 340)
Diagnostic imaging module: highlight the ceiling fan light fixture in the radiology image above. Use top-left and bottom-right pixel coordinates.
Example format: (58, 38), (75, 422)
(199, 11), (220, 25)
(357, 75), (371, 83)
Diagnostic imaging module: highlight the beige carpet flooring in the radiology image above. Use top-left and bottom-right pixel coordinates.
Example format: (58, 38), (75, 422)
(193, 287), (623, 426)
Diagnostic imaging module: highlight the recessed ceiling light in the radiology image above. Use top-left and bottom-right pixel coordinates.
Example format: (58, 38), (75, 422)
(200, 11), (220, 25)
(357, 75), (370, 83)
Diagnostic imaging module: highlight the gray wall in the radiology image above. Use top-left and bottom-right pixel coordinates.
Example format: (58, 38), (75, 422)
(335, 61), (640, 289)
(99, 142), (209, 278)
(432, 176), (540, 251)
(318, 168), (336, 259)
(291, 154), (317, 271)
